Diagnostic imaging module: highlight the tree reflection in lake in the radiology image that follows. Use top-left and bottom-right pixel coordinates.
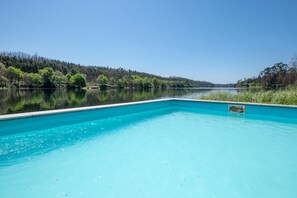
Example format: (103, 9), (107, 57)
(0, 88), (238, 115)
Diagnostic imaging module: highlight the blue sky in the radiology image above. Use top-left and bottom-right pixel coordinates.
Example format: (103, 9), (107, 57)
(1, 0), (296, 83)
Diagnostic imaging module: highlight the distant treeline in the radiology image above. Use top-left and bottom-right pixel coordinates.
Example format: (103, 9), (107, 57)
(236, 55), (297, 89)
(0, 52), (214, 89)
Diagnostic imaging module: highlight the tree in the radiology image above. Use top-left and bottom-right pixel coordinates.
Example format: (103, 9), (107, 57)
(39, 67), (54, 88)
(259, 62), (289, 89)
(66, 73), (72, 81)
(66, 73), (72, 87)
(160, 80), (168, 89)
(6, 66), (23, 87)
(24, 73), (43, 87)
(0, 62), (6, 73)
(109, 77), (116, 87)
(116, 78), (125, 88)
(0, 62), (8, 87)
(0, 75), (8, 87)
(152, 77), (159, 88)
(97, 74), (109, 89)
(130, 75), (141, 88)
(50, 71), (67, 88)
(285, 67), (297, 85)
(124, 75), (133, 87)
(143, 77), (151, 89)
(51, 74), (67, 88)
(70, 73), (86, 88)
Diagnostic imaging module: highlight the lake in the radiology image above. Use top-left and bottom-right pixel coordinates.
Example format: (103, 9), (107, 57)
(0, 88), (238, 115)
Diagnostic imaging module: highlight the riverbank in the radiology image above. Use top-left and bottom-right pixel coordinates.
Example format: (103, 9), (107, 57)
(199, 85), (297, 105)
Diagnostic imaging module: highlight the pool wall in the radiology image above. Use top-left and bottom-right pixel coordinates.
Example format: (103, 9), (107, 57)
(1, 99), (297, 137)
(0, 99), (174, 135)
(0, 98), (297, 121)
(174, 99), (297, 119)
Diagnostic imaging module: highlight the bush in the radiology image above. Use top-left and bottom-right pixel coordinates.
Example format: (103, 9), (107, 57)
(70, 73), (86, 88)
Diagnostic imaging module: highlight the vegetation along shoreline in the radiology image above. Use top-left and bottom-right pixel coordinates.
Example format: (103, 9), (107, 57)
(0, 52), (214, 90)
(198, 55), (297, 105)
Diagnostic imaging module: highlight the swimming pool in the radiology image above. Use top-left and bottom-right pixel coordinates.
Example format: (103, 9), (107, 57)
(0, 99), (297, 198)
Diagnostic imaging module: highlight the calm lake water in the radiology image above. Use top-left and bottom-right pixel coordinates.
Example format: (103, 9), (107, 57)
(0, 88), (238, 115)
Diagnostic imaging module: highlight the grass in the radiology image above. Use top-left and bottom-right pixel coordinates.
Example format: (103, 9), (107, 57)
(199, 85), (297, 105)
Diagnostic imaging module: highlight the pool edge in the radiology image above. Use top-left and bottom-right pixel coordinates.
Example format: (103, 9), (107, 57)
(0, 99), (172, 121)
(1, 98), (297, 121)
(171, 98), (297, 108)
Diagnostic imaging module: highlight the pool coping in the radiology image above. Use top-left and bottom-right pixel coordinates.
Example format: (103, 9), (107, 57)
(0, 98), (173, 121)
(174, 98), (297, 108)
(0, 98), (297, 121)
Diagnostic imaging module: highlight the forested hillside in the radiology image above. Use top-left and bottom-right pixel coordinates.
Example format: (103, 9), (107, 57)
(236, 55), (297, 89)
(0, 52), (214, 89)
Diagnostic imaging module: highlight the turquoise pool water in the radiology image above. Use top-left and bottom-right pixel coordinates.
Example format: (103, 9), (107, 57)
(0, 100), (297, 198)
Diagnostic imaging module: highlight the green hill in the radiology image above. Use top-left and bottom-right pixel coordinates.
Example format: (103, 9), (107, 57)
(0, 52), (214, 88)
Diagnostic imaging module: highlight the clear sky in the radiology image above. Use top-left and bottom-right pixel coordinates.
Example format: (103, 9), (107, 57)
(1, 0), (296, 83)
